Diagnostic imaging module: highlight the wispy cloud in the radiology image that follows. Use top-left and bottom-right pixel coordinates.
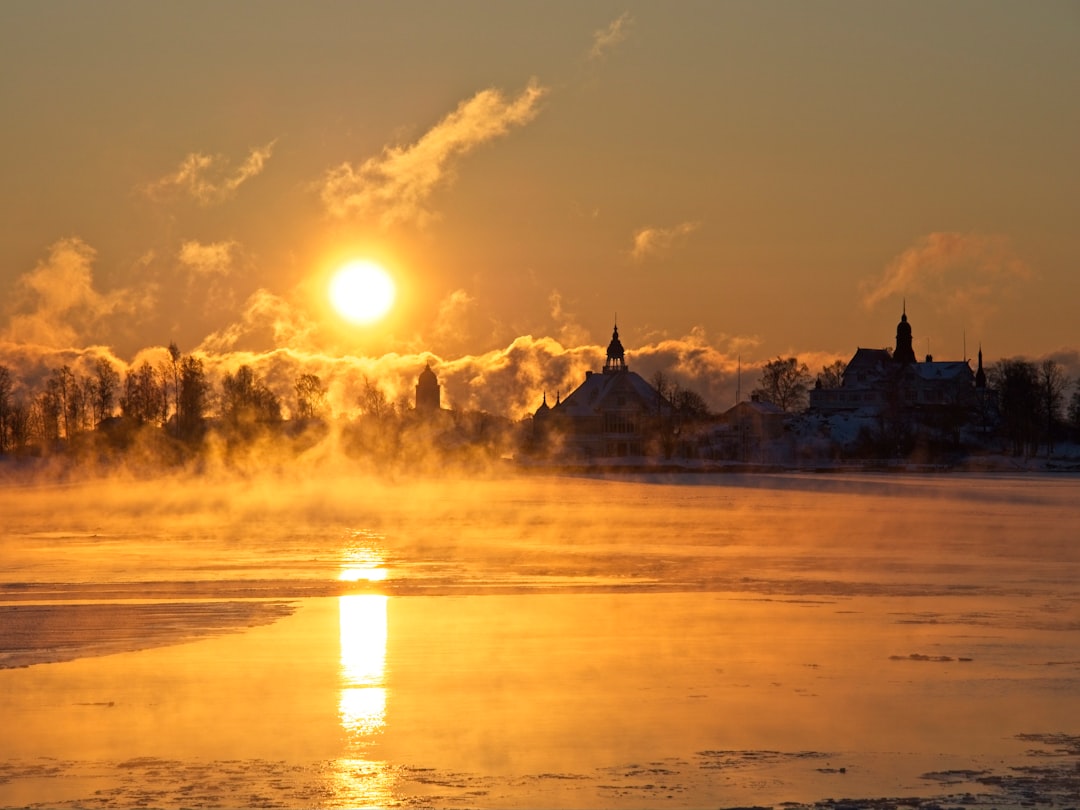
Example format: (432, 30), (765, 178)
(548, 290), (590, 348)
(321, 81), (548, 227)
(432, 289), (476, 344)
(589, 12), (633, 60)
(1, 238), (150, 349)
(178, 240), (237, 277)
(630, 221), (700, 261)
(197, 288), (317, 355)
(860, 232), (1033, 330)
(145, 140), (276, 205)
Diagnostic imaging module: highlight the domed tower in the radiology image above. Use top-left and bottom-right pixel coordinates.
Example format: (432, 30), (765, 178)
(894, 305), (916, 365)
(415, 362), (441, 413)
(603, 322), (627, 374)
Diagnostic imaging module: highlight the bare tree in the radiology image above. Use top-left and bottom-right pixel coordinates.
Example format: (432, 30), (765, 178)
(989, 358), (1040, 456)
(359, 376), (390, 421)
(673, 387), (711, 421)
(221, 365), (281, 426)
(49, 366), (79, 438)
(294, 373), (328, 420)
(752, 357), (812, 412)
(35, 384), (62, 443)
(93, 358), (120, 424)
(1039, 359), (1068, 457)
(7, 399), (30, 452)
(178, 355), (210, 438)
(1069, 384), (1080, 435)
(121, 361), (166, 426)
(817, 360), (845, 389)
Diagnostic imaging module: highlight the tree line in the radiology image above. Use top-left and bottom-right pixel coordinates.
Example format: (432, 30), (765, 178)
(0, 345), (519, 468)
(2, 346), (1079, 464)
(0, 343), (330, 456)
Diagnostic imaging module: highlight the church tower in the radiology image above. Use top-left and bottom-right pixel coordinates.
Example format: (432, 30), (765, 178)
(893, 304), (916, 364)
(415, 363), (441, 413)
(975, 346), (987, 389)
(603, 322), (627, 374)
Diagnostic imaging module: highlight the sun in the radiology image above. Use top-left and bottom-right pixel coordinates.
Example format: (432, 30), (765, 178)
(329, 260), (396, 324)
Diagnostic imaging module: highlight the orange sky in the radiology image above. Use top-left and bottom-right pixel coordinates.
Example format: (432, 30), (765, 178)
(1, 2), (1078, 416)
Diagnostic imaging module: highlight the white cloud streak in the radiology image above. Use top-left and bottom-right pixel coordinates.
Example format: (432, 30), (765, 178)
(589, 12), (633, 60)
(146, 140), (277, 205)
(630, 221), (700, 261)
(321, 81), (548, 227)
(860, 232), (1034, 331)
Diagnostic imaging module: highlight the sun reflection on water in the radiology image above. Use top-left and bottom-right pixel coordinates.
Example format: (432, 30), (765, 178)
(339, 533), (389, 583)
(333, 593), (395, 805)
(338, 594), (388, 737)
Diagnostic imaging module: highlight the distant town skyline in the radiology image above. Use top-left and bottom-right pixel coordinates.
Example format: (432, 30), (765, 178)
(1, 2), (1078, 416)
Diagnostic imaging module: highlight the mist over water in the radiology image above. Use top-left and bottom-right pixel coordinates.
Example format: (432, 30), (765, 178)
(2, 470), (1079, 807)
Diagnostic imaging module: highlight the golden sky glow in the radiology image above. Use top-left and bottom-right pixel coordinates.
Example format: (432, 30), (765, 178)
(0, 2), (1078, 417)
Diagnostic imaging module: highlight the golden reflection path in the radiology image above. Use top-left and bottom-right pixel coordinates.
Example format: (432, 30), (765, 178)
(338, 594), (388, 737)
(330, 537), (396, 805)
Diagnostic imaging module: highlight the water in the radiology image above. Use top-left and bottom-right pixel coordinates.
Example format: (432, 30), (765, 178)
(2, 470), (1079, 807)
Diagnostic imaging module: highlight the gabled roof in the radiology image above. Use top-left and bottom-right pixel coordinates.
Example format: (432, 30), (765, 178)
(723, 398), (785, 418)
(555, 370), (667, 417)
(842, 348), (892, 386)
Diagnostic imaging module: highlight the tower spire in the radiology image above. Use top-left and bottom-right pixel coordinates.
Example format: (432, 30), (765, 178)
(894, 304), (916, 364)
(604, 317), (626, 373)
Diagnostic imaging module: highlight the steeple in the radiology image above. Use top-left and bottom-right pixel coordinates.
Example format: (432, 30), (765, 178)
(893, 302), (916, 364)
(975, 345), (986, 388)
(604, 320), (627, 374)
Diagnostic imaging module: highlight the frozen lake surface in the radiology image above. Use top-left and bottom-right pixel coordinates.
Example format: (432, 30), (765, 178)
(1, 469), (1079, 808)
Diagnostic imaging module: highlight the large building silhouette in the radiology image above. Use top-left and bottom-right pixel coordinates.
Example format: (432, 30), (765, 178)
(809, 307), (983, 416)
(802, 307), (998, 460)
(533, 323), (672, 459)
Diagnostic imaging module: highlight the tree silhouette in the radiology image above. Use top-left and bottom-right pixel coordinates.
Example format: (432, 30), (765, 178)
(1039, 359), (1068, 457)
(93, 358), (120, 425)
(121, 361), (166, 426)
(221, 365), (281, 427)
(753, 357), (812, 412)
(359, 376), (390, 421)
(178, 355), (210, 438)
(990, 358), (1040, 456)
(817, 360), (845, 389)
(294, 373), (328, 420)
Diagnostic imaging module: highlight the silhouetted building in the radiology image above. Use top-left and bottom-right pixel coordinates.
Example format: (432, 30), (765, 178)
(533, 322), (672, 459)
(415, 363), (441, 414)
(693, 394), (789, 464)
(809, 308), (977, 415)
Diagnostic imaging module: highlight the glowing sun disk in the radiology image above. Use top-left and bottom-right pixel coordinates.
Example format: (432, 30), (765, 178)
(330, 261), (396, 324)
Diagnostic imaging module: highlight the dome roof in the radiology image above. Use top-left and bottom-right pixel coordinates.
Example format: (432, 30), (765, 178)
(606, 325), (625, 362)
(897, 312), (912, 336)
(419, 363), (437, 382)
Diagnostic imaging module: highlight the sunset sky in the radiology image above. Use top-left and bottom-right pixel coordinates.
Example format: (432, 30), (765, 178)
(1, 2), (1078, 416)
